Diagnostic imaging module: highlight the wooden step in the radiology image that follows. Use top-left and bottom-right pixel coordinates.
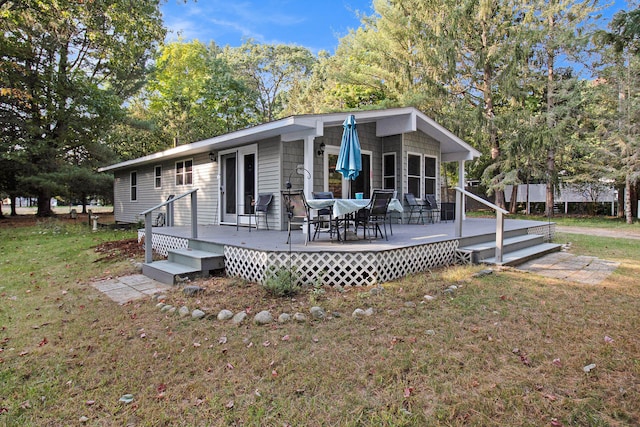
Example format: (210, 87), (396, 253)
(481, 243), (562, 266)
(142, 261), (200, 285)
(459, 234), (545, 264)
(168, 248), (224, 271)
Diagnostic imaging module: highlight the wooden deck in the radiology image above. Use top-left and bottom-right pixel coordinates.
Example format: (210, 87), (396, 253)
(140, 218), (556, 287)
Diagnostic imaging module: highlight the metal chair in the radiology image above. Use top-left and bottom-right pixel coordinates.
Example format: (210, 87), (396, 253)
(282, 190), (319, 245)
(424, 194), (441, 223)
(405, 193), (425, 224)
(236, 193), (273, 231)
(311, 191), (335, 241)
(356, 190), (393, 241)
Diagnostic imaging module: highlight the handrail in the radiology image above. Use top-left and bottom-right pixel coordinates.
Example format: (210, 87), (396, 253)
(140, 189), (197, 215)
(453, 186), (508, 264)
(140, 188), (199, 264)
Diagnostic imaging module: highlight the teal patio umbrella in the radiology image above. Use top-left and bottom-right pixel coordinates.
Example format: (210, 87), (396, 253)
(336, 115), (362, 197)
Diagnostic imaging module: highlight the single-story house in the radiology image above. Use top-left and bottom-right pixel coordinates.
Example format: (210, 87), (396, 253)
(99, 107), (481, 229)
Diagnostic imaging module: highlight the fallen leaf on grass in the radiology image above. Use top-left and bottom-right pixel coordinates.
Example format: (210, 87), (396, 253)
(218, 336), (227, 345)
(583, 363), (596, 373)
(38, 337), (48, 347)
(544, 394), (557, 401)
(604, 336), (614, 343)
(157, 384), (167, 393)
(281, 335), (290, 341)
(550, 418), (563, 426)
(225, 400), (234, 409)
(403, 387), (414, 398)
(193, 342), (201, 348)
(552, 358), (562, 367)
(226, 363), (234, 370)
(19, 401), (30, 409)
(85, 400), (95, 406)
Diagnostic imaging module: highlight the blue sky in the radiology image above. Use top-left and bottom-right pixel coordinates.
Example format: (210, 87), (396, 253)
(161, 0), (372, 54)
(161, 0), (631, 55)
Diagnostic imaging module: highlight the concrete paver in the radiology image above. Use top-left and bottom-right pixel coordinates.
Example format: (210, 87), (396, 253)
(91, 274), (172, 305)
(516, 252), (619, 285)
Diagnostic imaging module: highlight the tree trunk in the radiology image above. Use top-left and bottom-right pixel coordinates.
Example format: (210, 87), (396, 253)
(545, 14), (556, 218)
(10, 194), (17, 216)
(624, 174), (633, 224)
(36, 190), (54, 217)
(509, 185), (518, 214)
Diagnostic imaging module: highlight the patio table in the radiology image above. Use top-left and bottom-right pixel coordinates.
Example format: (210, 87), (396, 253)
(307, 198), (403, 241)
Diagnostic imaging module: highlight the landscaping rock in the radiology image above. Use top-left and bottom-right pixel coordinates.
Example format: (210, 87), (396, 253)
(178, 306), (190, 318)
(191, 309), (206, 320)
(232, 311), (247, 325)
(253, 310), (273, 325)
(364, 308), (374, 316)
(310, 306), (326, 320)
(217, 309), (234, 321)
(155, 294), (168, 302)
(278, 313), (291, 323)
(352, 308), (366, 318)
(156, 302), (166, 309)
(423, 295), (435, 301)
(404, 301), (417, 308)
(183, 286), (204, 297)
(166, 306), (176, 314)
(473, 269), (493, 278)
(293, 312), (307, 323)
(160, 304), (173, 312)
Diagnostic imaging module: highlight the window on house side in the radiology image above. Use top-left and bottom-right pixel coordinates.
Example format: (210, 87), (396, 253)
(130, 171), (137, 201)
(175, 160), (193, 186)
(154, 166), (162, 189)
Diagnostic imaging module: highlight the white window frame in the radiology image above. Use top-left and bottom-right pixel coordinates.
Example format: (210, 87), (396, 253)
(154, 165), (162, 189)
(175, 159), (193, 186)
(407, 152), (422, 198)
(424, 155), (437, 198)
(382, 153), (396, 191)
(130, 171), (138, 202)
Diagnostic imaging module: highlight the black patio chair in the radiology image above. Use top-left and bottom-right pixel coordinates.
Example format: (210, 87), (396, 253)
(236, 193), (272, 232)
(311, 191), (335, 241)
(282, 190), (320, 245)
(424, 194), (441, 223)
(404, 193), (425, 224)
(253, 193), (273, 230)
(355, 189), (393, 241)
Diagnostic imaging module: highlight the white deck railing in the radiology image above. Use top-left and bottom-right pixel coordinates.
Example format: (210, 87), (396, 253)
(140, 189), (199, 264)
(454, 187), (509, 264)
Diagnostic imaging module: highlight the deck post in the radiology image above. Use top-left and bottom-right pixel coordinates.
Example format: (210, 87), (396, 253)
(144, 212), (153, 263)
(191, 191), (198, 238)
(495, 211), (504, 264)
(454, 190), (463, 237)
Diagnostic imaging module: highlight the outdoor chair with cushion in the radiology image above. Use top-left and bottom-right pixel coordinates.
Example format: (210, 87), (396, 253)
(311, 191), (335, 241)
(355, 189), (393, 241)
(404, 193), (425, 224)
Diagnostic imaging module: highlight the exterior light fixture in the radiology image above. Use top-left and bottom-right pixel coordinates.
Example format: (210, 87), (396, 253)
(209, 152), (217, 162)
(317, 142), (325, 157)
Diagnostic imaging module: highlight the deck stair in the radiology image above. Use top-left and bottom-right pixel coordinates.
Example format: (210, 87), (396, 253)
(142, 240), (225, 285)
(457, 229), (561, 266)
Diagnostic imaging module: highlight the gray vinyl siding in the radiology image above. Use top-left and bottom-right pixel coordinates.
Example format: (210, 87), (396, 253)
(112, 153), (218, 225)
(256, 137), (282, 229)
(281, 138), (304, 230)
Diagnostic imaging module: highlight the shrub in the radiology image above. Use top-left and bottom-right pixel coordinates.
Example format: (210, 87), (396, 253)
(262, 266), (300, 297)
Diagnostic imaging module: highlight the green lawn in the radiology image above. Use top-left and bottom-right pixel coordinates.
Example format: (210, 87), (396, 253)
(0, 218), (638, 426)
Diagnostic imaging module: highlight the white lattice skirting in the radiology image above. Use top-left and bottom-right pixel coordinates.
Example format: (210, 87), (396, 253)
(138, 230), (188, 257)
(527, 223), (555, 241)
(225, 240), (459, 287)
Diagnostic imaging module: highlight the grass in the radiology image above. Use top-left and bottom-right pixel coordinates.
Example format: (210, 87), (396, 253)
(467, 211), (640, 230)
(1, 218), (639, 426)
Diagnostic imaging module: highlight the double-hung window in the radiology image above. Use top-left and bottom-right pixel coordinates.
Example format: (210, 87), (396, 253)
(424, 156), (437, 197)
(175, 160), (193, 186)
(407, 154), (421, 197)
(154, 166), (162, 189)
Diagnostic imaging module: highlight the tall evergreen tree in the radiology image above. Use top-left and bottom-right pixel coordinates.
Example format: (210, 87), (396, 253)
(0, 0), (165, 216)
